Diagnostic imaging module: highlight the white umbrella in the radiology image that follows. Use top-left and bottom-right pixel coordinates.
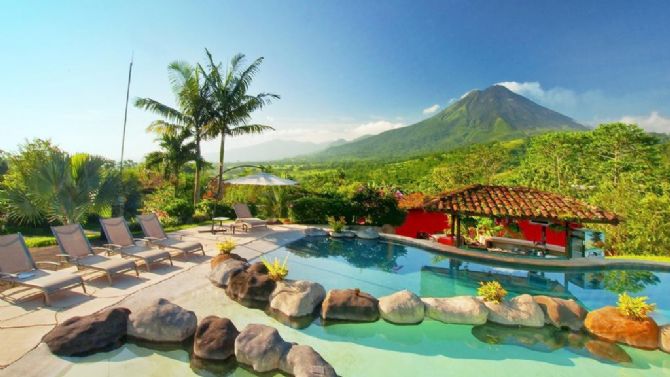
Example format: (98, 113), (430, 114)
(224, 172), (297, 186)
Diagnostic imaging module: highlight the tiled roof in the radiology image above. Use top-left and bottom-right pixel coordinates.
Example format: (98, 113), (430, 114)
(426, 185), (620, 224)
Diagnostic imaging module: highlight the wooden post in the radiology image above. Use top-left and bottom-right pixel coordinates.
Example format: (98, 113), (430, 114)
(450, 211), (456, 236)
(455, 214), (461, 247)
(564, 222), (572, 258)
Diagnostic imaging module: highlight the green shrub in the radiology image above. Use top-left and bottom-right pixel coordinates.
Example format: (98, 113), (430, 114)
(617, 292), (656, 320)
(195, 199), (235, 219)
(163, 198), (194, 223)
(478, 281), (507, 303)
(261, 255), (289, 281)
(289, 196), (352, 224)
(216, 239), (236, 255)
(350, 185), (406, 226)
(327, 216), (347, 233)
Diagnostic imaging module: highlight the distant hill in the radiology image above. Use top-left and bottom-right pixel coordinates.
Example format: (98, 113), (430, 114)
(220, 139), (334, 162)
(311, 85), (586, 160)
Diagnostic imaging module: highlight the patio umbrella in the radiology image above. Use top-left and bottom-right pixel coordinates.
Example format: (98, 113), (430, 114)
(224, 172), (297, 186)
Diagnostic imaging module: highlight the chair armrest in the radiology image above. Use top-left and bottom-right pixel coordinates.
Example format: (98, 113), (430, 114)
(133, 238), (150, 245)
(35, 261), (61, 270)
(143, 236), (161, 241)
(91, 247), (113, 255)
(104, 243), (123, 250)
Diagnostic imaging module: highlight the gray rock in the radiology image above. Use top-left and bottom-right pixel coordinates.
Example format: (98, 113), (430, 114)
(483, 294), (545, 327)
(378, 290), (424, 324)
(209, 259), (247, 287)
(660, 325), (670, 353)
(193, 316), (239, 360)
(355, 228), (380, 240)
(280, 344), (338, 377)
(127, 298), (197, 342)
(234, 324), (291, 373)
(423, 296), (489, 325)
(270, 280), (326, 317)
(304, 227), (328, 237)
(44, 307), (130, 356)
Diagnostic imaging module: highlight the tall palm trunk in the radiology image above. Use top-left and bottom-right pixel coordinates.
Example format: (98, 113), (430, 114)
(193, 134), (202, 206)
(216, 131), (226, 200)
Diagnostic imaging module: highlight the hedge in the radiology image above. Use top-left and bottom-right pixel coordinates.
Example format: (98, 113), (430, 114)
(289, 197), (352, 224)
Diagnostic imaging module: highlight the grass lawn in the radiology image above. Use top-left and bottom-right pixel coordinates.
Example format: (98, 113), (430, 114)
(20, 221), (213, 248)
(606, 255), (670, 263)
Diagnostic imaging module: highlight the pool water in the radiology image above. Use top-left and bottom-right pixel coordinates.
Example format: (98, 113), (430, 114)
(60, 237), (670, 377)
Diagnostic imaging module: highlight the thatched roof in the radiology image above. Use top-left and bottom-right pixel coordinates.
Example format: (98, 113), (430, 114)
(426, 184), (619, 224)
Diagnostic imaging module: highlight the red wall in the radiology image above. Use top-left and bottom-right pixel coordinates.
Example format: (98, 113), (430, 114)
(395, 210), (576, 247)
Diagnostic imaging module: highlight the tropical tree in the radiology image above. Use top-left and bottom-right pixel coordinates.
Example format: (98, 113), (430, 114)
(1, 142), (119, 224)
(144, 128), (198, 195)
(200, 49), (279, 199)
(135, 61), (210, 205)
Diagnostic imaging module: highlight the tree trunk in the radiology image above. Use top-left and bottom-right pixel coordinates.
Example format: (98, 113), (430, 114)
(193, 134), (202, 206)
(216, 132), (226, 200)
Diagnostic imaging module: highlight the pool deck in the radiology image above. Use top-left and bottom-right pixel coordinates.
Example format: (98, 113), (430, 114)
(0, 224), (305, 373)
(2, 226), (670, 375)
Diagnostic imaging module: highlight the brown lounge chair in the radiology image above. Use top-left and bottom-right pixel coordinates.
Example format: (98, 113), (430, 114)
(0, 233), (86, 306)
(136, 213), (205, 258)
(99, 217), (173, 272)
(233, 203), (268, 232)
(52, 224), (139, 285)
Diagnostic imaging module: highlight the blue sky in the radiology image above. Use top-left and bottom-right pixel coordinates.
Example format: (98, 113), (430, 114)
(1, 0), (669, 161)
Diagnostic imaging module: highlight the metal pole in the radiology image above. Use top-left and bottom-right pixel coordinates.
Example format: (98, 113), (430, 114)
(117, 54), (133, 216)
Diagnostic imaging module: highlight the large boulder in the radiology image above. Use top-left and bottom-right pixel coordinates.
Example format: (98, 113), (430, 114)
(661, 325), (670, 353)
(44, 307), (130, 356)
(127, 298), (197, 342)
(423, 296), (488, 325)
(193, 316), (239, 360)
(234, 324), (291, 373)
(355, 228), (380, 240)
(211, 253), (248, 269)
(483, 294), (545, 327)
(584, 306), (659, 350)
(280, 344), (338, 377)
(304, 227), (328, 237)
(270, 280), (326, 317)
(321, 289), (379, 322)
(534, 295), (588, 331)
(226, 263), (276, 303)
(209, 259), (247, 287)
(378, 290), (424, 324)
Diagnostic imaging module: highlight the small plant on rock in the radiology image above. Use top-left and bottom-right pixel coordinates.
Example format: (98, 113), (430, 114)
(617, 292), (656, 320)
(478, 281), (507, 303)
(327, 215), (347, 233)
(261, 255), (289, 281)
(216, 239), (236, 255)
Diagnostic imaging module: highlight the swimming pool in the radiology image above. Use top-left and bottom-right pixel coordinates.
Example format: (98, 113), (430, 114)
(59, 237), (670, 377)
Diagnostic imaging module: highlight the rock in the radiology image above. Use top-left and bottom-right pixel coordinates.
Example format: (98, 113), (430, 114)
(330, 231), (355, 238)
(380, 224), (396, 234)
(378, 290), (424, 324)
(211, 253), (247, 269)
(270, 280), (326, 317)
(280, 344), (337, 377)
(127, 298), (197, 342)
(534, 295), (588, 331)
(226, 265), (276, 304)
(234, 324), (291, 373)
(355, 228), (380, 240)
(423, 296), (488, 325)
(304, 227), (328, 237)
(193, 316), (240, 360)
(584, 306), (659, 350)
(661, 325), (670, 353)
(321, 288), (379, 322)
(472, 323), (566, 352)
(44, 307), (130, 356)
(209, 259), (247, 287)
(483, 294), (545, 327)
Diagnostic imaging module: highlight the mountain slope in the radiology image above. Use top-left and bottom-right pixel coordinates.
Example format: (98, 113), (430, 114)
(312, 85), (585, 160)
(220, 139), (333, 162)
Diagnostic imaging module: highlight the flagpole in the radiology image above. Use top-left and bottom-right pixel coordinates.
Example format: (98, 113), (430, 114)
(117, 54), (133, 216)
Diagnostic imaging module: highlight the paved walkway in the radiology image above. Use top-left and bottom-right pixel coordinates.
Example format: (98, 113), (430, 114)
(0, 224), (305, 370)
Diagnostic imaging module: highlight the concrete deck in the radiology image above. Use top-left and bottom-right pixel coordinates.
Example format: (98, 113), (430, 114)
(0, 224), (305, 371)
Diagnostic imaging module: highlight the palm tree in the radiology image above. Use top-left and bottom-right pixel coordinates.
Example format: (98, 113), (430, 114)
(145, 128), (198, 195)
(1, 151), (119, 224)
(135, 61), (210, 205)
(200, 49), (279, 199)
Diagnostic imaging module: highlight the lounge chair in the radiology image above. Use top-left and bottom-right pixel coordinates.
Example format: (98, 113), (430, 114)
(136, 213), (205, 257)
(99, 217), (173, 272)
(233, 203), (268, 232)
(52, 224), (139, 285)
(0, 233), (86, 306)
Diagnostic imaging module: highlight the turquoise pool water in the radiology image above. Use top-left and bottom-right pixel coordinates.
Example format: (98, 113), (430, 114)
(59, 237), (670, 377)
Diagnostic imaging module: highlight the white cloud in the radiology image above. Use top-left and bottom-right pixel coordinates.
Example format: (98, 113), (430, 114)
(620, 111), (670, 133)
(423, 104), (440, 114)
(496, 81), (578, 108)
(351, 120), (405, 138)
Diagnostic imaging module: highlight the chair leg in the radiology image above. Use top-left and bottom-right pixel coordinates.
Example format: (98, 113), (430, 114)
(107, 273), (113, 286)
(43, 293), (51, 307)
(81, 281), (87, 294)
(144, 259), (151, 273)
(168, 255), (173, 266)
(134, 266), (140, 277)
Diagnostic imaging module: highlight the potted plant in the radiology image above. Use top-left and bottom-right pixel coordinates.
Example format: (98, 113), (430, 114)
(261, 255), (289, 281)
(211, 239), (239, 268)
(477, 281), (508, 303)
(327, 216), (349, 238)
(617, 292), (656, 320)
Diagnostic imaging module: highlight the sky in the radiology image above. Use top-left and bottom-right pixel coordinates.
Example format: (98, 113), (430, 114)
(1, 0), (669, 161)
